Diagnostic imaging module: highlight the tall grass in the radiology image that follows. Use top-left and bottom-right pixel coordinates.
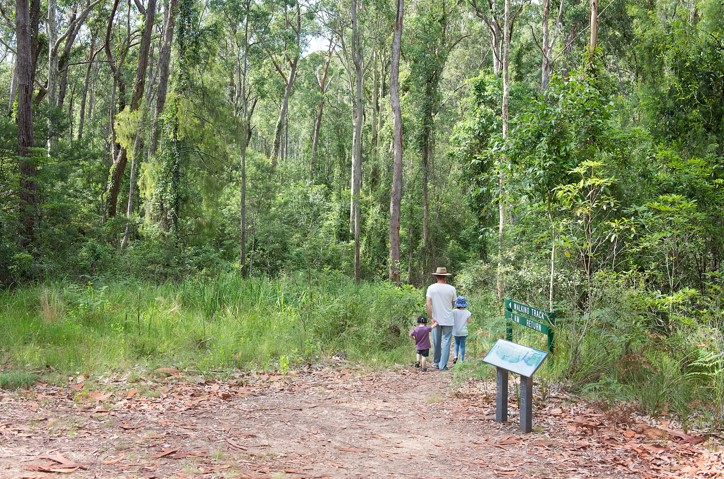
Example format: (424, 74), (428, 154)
(0, 272), (460, 378)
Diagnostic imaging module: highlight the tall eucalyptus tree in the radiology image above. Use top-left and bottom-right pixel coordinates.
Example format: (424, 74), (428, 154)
(149, 0), (179, 158)
(497, 0), (510, 303)
(260, 0), (316, 166)
(218, 0), (260, 274)
(350, 0), (363, 281)
(388, 0), (403, 284)
(310, 36), (336, 176)
(104, 0), (157, 219)
(407, 0), (465, 277)
(15, 0), (38, 245)
(47, 0), (102, 149)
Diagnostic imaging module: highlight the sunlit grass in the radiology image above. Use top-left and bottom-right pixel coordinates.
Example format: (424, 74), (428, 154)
(0, 273), (445, 377)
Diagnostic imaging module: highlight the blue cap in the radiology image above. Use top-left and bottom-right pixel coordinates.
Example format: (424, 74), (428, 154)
(455, 296), (468, 308)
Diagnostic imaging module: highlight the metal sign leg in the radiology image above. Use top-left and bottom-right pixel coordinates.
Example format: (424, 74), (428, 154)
(520, 375), (533, 433)
(496, 367), (508, 423)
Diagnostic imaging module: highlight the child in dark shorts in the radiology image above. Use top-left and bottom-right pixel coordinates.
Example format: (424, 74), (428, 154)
(409, 315), (438, 371)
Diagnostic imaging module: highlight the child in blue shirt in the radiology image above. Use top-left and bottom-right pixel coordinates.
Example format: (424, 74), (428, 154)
(452, 296), (472, 363)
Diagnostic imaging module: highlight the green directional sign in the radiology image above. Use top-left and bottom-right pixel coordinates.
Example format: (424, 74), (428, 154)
(504, 298), (555, 352)
(505, 309), (550, 334)
(505, 298), (552, 323)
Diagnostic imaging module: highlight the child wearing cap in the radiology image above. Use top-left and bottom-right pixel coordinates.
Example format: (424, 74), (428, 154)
(409, 315), (438, 371)
(452, 296), (472, 364)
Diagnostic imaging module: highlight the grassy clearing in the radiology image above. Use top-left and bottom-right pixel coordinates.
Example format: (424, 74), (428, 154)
(1, 272), (721, 432)
(1, 272), (484, 379)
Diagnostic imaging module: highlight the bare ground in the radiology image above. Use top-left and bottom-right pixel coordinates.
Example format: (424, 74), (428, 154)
(1, 364), (722, 479)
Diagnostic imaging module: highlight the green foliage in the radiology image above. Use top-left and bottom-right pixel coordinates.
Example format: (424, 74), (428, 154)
(632, 0), (724, 157)
(687, 348), (724, 428)
(451, 72), (503, 254)
(113, 108), (142, 160)
(538, 268), (723, 427)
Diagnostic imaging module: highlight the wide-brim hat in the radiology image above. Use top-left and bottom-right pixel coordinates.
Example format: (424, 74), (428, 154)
(455, 296), (467, 308)
(432, 267), (451, 276)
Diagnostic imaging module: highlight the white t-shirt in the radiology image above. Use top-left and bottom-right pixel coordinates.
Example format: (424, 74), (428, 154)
(426, 282), (456, 326)
(453, 308), (471, 336)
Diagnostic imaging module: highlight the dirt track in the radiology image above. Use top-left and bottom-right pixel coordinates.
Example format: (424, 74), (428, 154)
(1, 365), (722, 478)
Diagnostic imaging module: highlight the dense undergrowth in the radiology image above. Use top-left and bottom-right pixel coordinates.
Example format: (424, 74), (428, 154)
(0, 271), (722, 433)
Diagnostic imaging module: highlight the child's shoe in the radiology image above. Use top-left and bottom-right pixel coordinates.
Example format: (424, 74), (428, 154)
(414, 361), (420, 368)
(421, 367), (428, 372)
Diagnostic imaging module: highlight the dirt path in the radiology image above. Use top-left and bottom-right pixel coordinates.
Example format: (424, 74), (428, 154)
(1, 365), (721, 478)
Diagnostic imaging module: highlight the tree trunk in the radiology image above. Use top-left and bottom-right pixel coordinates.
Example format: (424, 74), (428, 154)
(370, 49), (379, 163)
(104, 0), (126, 218)
(7, 59), (17, 116)
(58, 0), (104, 111)
(46, 0), (58, 152)
(268, 1), (302, 167)
(542, 0), (565, 90)
(50, 1), (97, 145)
(351, 0), (363, 282)
(548, 207), (555, 311)
(271, 61), (297, 167)
(67, 81), (75, 140)
(56, 6), (78, 110)
(170, 111), (181, 237)
(121, 37), (157, 248)
(106, 0), (157, 219)
(541, 0), (550, 89)
(16, 0), (36, 245)
(492, 20), (502, 75)
(421, 125), (431, 273)
(130, 0), (156, 111)
(470, 0), (503, 75)
(150, 0), (178, 157)
(120, 101), (150, 248)
(30, 0), (41, 81)
(497, 0), (511, 304)
(89, 60), (98, 130)
(310, 37), (336, 176)
(78, 33), (98, 141)
(388, 0), (404, 285)
(589, 0), (598, 54)
(239, 0), (253, 276)
(240, 137), (248, 272)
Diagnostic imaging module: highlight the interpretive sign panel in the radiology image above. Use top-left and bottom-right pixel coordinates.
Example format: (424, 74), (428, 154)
(482, 339), (548, 378)
(483, 339), (549, 432)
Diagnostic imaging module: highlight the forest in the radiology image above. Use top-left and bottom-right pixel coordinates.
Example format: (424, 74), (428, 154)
(0, 0), (722, 431)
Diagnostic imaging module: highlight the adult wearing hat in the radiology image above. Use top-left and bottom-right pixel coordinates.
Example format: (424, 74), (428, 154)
(426, 267), (457, 370)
